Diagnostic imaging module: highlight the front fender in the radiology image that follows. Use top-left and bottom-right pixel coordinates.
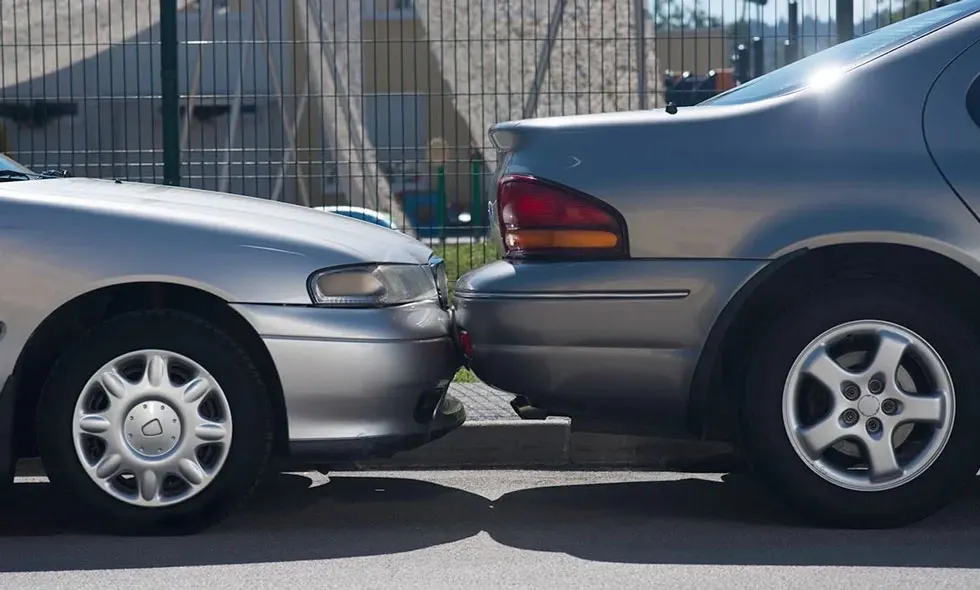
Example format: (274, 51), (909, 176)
(0, 376), (16, 489)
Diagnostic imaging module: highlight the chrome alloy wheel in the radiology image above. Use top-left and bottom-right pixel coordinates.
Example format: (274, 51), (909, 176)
(71, 349), (233, 507)
(782, 320), (954, 492)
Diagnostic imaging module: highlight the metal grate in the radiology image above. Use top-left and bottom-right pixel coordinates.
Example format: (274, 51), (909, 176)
(0, 0), (938, 277)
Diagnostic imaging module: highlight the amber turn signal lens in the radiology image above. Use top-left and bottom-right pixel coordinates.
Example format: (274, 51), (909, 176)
(505, 229), (620, 250)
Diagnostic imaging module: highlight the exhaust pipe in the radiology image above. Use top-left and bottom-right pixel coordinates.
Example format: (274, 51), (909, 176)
(510, 395), (550, 420)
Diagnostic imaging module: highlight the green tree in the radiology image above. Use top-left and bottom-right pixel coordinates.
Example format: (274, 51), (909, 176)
(877, 0), (933, 24)
(725, 17), (753, 43)
(652, 0), (721, 30)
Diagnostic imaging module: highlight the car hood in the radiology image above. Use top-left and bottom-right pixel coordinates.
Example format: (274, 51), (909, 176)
(0, 177), (432, 264)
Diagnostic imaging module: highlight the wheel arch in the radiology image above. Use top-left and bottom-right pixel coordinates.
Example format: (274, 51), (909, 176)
(4, 281), (289, 467)
(689, 241), (980, 442)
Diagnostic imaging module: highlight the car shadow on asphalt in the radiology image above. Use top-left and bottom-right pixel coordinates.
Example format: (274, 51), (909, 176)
(485, 473), (980, 568)
(3, 471), (980, 571)
(0, 472), (489, 571)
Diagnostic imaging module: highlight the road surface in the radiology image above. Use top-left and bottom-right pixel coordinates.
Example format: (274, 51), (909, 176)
(1, 469), (979, 589)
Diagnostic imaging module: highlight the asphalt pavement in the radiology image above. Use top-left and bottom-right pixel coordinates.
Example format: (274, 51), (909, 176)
(2, 469), (980, 589)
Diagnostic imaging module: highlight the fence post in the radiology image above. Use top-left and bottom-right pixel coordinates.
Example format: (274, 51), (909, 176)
(635, 0), (647, 110)
(751, 36), (764, 79)
(836, 0), (854, 43)
(436, 164), (446, 241)
(735, 44), (749, 84)
(160, 0), (180, 186)
(470, 147), (483, 228)
(785, 0), (800, 64)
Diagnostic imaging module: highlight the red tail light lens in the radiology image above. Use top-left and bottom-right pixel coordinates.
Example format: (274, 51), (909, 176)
(457, 329), (473, 359)
(496, 174), (627, 258)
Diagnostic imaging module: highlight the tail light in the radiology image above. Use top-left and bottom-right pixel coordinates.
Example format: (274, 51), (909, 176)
(496, 174), (628, 259)
(457, 329), (473, 359)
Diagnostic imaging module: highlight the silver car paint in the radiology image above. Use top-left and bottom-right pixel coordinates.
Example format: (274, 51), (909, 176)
(490, 13), (980, 264)
(923, 37), (980, 220)
(0, 177), (457, 455)
(455, 259), (767, 425)
(231, 302), (457, 442)
(455, 10), (980, 433)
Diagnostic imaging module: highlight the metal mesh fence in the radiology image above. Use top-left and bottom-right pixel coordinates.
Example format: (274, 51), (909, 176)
(0, 0), (942, 281)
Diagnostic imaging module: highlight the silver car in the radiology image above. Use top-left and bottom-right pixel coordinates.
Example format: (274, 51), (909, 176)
(455, 0), (980, 528)
(0, 156), (462, 534)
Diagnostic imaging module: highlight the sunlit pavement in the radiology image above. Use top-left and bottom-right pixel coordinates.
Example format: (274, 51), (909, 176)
(2, 469), (980, 589)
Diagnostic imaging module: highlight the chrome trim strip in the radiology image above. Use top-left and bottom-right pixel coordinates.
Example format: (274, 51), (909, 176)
(454, 290), (690, 301)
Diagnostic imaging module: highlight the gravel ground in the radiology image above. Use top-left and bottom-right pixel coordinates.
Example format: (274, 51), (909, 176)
(450, 382), (517, 421)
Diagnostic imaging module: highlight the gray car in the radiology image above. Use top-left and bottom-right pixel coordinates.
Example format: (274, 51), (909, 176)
(455, 0), (980, 528)
(0, 158), (462, 534)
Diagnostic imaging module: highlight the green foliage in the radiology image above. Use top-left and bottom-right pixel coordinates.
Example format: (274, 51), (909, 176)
(652, 0), (721, 31)
(453, 367), (481, 383)
(878, 0), (934, 24)
(433, 240), (501, 298)
(433, 240), (501, 383)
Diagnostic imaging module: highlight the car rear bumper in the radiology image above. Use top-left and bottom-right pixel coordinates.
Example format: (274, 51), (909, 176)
(453, 259), (766, 431)
(231, 302), (464, 460)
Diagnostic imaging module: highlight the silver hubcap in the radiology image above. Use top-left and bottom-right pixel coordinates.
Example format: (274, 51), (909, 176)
(71, 349), (233, 507)
(783, 320), (954, 492)
(124, 402), (182, 457)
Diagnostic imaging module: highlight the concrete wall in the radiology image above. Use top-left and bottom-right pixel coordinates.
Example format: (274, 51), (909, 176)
(3, 0), (654, 217)
(413, 0), (664, 177)
(1, 0), (300, 203)
(361, 16), (480, 211)
(654, 28), (734, 76)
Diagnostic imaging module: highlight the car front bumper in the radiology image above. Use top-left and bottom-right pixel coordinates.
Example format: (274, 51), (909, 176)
(231, 302), (464, 461)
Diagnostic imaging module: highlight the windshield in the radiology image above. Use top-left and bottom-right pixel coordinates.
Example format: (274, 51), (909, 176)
(0, 153), (32, 174)
(700, 0), (980, 106)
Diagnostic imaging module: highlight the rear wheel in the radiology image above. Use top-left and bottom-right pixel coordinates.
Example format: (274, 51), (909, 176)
(740, 284), (980, 528)
(37, 310), (272, 535)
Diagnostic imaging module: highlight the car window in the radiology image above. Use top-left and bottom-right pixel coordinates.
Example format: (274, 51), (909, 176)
(700, 0), (980, 107)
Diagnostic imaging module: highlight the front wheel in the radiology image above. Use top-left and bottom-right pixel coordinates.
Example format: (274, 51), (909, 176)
(740, 284), (980, 528)
(37, 310), (273, 535)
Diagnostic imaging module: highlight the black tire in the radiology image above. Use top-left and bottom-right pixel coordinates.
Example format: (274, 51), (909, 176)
(740, 282), (980, 528)
(37, 310), (273, 535)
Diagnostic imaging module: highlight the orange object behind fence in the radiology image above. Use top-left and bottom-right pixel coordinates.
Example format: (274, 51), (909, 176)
(713, 68), (737, 91)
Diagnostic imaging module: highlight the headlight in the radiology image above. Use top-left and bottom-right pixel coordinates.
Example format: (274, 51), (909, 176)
(308, 264), (439, 307)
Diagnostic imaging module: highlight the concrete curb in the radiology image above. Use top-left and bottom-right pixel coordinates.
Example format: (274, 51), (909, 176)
(359, 419), (744, 472)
